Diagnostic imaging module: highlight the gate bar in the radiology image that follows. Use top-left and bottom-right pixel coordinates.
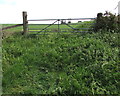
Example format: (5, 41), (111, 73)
(36, 20), (58, 34)
(28, 18), (96, 21)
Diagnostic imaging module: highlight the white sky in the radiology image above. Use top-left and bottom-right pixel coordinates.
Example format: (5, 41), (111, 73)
(0, 0), (119, 24)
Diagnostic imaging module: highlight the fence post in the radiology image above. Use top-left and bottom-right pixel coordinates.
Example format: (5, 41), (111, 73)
(22, 11), (28, 35)
(118, 15), (120, 30)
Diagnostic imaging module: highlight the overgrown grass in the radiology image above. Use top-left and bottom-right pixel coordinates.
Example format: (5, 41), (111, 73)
(2, 29), (120, 95)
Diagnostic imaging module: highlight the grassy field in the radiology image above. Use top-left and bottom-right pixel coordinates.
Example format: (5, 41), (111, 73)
(2, 22), (120, 95)
(2, 21), (93, 35)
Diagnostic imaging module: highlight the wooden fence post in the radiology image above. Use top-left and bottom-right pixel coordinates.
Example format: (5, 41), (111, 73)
(22, 11), (28, 35)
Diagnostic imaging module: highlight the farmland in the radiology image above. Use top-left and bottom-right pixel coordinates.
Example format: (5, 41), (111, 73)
(2, 22), (120, 95)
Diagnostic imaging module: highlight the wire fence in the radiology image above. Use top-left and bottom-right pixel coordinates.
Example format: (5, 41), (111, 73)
(2, 24), (23, 31)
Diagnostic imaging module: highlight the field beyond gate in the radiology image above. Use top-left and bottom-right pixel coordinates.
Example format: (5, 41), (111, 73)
(28, 18), (95, 35)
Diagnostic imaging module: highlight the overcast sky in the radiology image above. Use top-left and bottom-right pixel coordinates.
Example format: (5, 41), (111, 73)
(0, 0), (119, 24)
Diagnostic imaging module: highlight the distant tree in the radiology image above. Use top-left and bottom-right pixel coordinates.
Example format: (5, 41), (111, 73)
(61, 20), (66, 24)
(68, 21), (71, 24)
(78, 21), (82, 23)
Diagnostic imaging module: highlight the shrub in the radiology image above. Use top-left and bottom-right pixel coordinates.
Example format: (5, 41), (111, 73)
(93, 11), (120, 32)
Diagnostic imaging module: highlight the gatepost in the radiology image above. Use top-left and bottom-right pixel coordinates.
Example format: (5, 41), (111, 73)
(22, 11), (28, 35)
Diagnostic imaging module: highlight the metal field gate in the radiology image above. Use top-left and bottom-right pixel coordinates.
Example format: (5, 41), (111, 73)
(27, 18), (96, 35)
